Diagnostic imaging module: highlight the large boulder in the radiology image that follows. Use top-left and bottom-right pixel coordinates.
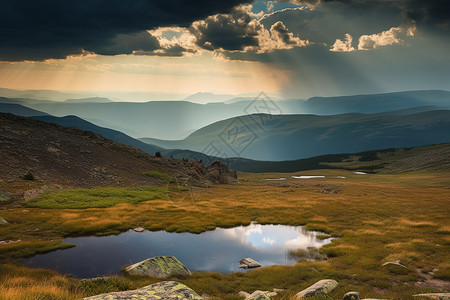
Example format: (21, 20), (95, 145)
(82, 280), (203, 300)
(239, 290), (277, 300)
(0, 189), (11, 202)
(239, 257), (261, 269)
(294, 279), (338, 299)
(124, 256), (191, 278)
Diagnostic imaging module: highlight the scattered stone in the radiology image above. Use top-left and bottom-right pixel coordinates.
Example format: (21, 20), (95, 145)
(239, 290), (277, 300)
(0, 189), (12, 202)
(0, 217), (7, 225)
(133, 227), (145, 232)
(382, 260), (407, 269)
(239, 257), (261, 269)
(344, 291), (361, 300)
(201, 293), (211, 299)
(0, 240), (21, 245)
(321, 188), (338, 194)
(413, 293), (450, 300)
(80, 277), (110, 283)
(23, 185), (48, 201)
(294, 279), (338, 299)
(82, 280), (203, 300)
(124, 256), (191, 278)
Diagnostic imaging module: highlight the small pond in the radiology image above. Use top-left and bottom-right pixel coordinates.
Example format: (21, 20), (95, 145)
(25, 222), (333, 278)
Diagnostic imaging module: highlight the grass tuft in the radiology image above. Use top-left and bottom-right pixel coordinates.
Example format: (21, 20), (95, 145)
(26, 186), (167, 209)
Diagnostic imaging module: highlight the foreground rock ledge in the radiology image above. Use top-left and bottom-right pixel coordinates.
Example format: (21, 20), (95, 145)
(294, 279), (338, 299)
(82, 280), (203, 300)
(124, 256), (191, 278)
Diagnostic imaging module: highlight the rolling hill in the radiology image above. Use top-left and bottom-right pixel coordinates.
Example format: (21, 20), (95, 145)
(141, 110), (450, 161)
(0, 113), (236, 193)
(1, 90), (448, 139)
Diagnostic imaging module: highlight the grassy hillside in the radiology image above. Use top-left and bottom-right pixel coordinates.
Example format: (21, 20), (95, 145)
(225, 143), (450, 173)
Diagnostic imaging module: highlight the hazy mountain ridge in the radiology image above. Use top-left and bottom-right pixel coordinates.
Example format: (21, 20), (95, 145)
(1, 90), (449, 139)
(141, 110), (450, 161)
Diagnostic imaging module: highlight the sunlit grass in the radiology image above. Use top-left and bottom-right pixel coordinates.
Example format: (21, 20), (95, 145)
(26, 186), (167, 209)
(0, 170), (448, 299)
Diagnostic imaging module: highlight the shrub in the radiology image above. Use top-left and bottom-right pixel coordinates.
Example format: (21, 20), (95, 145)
(22, 172), (35, 181)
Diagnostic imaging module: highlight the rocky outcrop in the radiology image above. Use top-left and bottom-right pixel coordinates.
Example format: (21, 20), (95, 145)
(205, 161), (237, 184)
(82, 280), (203, 300)
(294, 279), (338, 299)
(124, 256), (191, 278)
(344, 291), (361, 300)
(0, 189), (11, 202)
(413, 293), (450, 300)
(239, 257), (261, 269)
(0, 217), (7, 225)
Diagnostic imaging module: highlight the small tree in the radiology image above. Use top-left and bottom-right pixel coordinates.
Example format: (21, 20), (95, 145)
(155, 151), (162, 158)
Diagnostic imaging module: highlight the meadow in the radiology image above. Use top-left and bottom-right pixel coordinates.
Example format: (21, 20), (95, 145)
(0, 169), (449, 299)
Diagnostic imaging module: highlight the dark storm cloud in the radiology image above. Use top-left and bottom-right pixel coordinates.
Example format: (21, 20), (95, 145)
(0, 0), (252, 61)
(190, 6), (262, 51)
(282, 0), (450, 24)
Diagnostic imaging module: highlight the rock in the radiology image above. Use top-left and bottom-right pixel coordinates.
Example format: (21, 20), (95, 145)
(321, 188), (338, 194)
(124, 256), (191, 278)
(23, 185), (48, 201)
(239, 257), (261, 269)
(0, 217), (7, 225)
(381, 260), (407, 269)
(133, 227), (145, 232)
(381, 260), (409, 274)
(239, 290), (277, 300)
(0, 240), (21, 245)
(413, 293), (450, 300)
(0, 189), (12, 202)
(294, 279), (338, 299)
(239, 291), (251, 298)
(344, 291), (361, 300)
(82, 280), (203, 300)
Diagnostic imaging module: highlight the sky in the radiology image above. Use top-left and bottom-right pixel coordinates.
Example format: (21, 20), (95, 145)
(0, 0), (448, 100)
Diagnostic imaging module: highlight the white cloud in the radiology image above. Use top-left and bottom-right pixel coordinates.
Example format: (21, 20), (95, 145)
(262, 237), (276, 245)
(330, 33), (355, 52)
(358, 22), (416, 50)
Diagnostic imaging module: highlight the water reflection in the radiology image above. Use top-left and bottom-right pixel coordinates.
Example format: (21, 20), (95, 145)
(25, 223), (332, 278)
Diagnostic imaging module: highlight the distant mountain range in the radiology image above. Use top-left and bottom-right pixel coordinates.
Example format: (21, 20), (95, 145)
(1, 90), (448, 139)
(1, 102), (449, 174)
(141, 110), (450, 161)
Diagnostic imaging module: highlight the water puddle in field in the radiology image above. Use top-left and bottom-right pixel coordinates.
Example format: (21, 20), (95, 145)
(25, 223), (333, 278)
(292, 175), (325, 179)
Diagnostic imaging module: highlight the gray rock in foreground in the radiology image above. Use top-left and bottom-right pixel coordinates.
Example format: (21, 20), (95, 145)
(0, 189), (11, 202)
(82, 280), (203, 300)
(344, 291), (361, 300)
(239, 257), (261, 269)
(413, 293), (450, 300)
(0, 217), (7, 225)
(294, 279), (338, 299)
(239, 290), (277, 299)
(124, 256), (191, 278)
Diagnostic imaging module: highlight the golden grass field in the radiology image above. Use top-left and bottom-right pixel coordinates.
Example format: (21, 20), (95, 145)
(0, 169), (449, 299)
